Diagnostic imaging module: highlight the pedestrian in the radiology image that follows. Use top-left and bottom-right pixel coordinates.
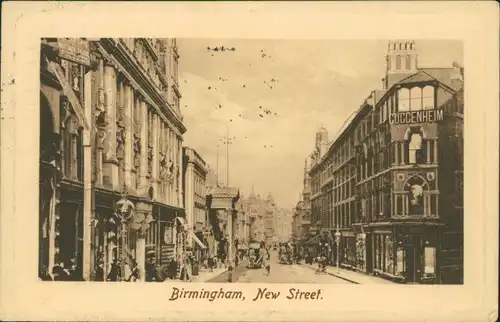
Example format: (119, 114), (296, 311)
(207, 255), (214, 272)
(145, 258), (156, 282)
(94, 261), (105, 281)
(127, 260), (140, 282)
(107, 259), (120, 281)
(235, 254), (239, 267)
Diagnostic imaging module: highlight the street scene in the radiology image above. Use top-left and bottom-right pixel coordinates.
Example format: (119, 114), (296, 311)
(38, 38), (464, 284)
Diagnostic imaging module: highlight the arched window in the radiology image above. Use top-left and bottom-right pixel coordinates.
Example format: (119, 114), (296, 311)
(422, 86), (435, 110)
(405, 55), (411, 70)
(398, 88), (410, 112)
(395, 55), (402, 70)
(410, 87), (422, 111)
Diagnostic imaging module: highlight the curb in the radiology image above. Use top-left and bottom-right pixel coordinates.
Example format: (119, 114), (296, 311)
(303, 264), (359, 284)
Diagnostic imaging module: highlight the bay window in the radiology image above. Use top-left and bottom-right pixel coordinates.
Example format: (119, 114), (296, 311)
(422, 86), (435, 110)
(398, 88), (410, 112)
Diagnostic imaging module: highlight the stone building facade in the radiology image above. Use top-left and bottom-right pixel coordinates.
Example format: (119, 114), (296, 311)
(299, 40), (464, 284)
(182, 147), (210, 261)
(39, 38), (186, 281)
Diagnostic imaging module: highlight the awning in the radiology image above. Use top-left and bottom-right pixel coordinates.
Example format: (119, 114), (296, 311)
(190, 231), (207, 249)
(46, 58), (89, 131)
(304, 235), (320, 245)
(175, 216), (188, 229)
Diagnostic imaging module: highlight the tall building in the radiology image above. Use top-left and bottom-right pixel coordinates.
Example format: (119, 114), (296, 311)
(301, 40), (464, 284)
(39, 38), (186, 281)
(182, 147), (210, 261)
(276, 209), (293, 243)
(264, 193), (278, 245)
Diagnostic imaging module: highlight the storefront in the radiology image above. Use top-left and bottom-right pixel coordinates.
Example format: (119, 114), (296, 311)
(371, 224), (441, 284)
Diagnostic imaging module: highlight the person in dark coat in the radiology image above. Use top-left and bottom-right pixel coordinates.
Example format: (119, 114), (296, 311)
(94, 261), (105, 281)
(145, 258), (156, 282)
(167, 258), (177, 280)
(207, 255), (214, 272)
(107, 259), (121, 281)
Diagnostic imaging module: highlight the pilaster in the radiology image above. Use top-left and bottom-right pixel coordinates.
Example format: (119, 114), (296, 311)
(124, 83), (134, 193)
(102, 61), (119, 189)
(137, 100), (149, 196)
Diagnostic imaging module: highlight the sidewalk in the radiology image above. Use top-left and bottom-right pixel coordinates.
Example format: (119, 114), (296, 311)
(302, 263), (396, 284)
(190, 267), (227, 283)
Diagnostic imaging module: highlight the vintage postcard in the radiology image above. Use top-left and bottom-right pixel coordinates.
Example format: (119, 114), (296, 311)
(1, 2), (498, 322)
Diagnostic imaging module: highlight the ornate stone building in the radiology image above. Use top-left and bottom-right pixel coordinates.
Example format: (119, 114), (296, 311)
(39, 38), (186, 281)
(182, 147), (210, 261)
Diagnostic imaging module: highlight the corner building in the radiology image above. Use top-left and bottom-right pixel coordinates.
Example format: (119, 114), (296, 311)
(304, 40), (464, 284)
(352, 41), (464, 284)
(39, 38), (186, 281)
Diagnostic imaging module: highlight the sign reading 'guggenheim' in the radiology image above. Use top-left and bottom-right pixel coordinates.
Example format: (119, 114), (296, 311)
(389, 109), (444, 125)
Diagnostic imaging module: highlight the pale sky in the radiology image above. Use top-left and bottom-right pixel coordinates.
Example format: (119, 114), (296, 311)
(178, 39), (463, 209)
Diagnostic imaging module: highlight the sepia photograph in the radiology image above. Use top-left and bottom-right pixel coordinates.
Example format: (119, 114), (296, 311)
(2, 2), (497, 321)
(39, 37), (464, 285)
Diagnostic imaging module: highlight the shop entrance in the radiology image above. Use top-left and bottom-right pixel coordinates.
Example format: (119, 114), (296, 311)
(401, 234), (422, 284)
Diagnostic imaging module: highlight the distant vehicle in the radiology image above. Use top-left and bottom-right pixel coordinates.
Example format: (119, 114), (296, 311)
(247, 242), (264, 269)
(278, 242), (293, 265)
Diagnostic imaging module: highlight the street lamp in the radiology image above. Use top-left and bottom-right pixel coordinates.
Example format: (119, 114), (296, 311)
(334, 228), (341, 274)
(114, 188), (135, 282)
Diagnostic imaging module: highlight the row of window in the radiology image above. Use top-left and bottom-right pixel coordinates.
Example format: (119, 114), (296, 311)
(355, 86), (437, 143)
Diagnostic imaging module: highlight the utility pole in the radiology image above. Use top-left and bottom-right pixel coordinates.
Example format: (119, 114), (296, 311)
(218, 126), (233, 188)
(216, 145), (219, 187)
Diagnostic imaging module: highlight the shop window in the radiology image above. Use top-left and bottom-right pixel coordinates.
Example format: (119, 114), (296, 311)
(410, 87), (422, 111)
(422, 86), (435, 110)
(424, 246), (436, 275)
(385, 235), (394, 274)
(398, 88), (410, 112)
(396, 247), (406, 277)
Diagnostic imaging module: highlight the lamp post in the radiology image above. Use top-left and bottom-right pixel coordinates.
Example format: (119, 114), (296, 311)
(115, 188), (135, 282)
(334, 228), (341, 274)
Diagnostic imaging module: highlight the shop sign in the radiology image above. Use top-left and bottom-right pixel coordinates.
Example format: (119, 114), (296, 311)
(389, 109), (444, 125)
(56, 38), (91, 67)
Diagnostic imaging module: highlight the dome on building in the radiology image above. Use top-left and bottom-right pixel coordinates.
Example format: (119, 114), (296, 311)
(266, 193), (274, 202)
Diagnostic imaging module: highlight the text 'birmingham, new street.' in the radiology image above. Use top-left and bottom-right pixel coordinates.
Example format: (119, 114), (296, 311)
(168, 287), (323, 301)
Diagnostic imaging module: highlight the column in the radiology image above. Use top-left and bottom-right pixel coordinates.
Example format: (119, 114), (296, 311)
(82, 69), (93, 281)
(400, 142), (405, 165)
(103, 61), (119, 189)
(394, 142), (398, 165)
(136, 231), (146, 282)
(426, 141), (431, 164)
(95, 59), (105, 186)
(138, 101), (149, 192)
(434, 139), (438, 163)
(124, 84), (134, 191)
(178, 135), (183, 208)
(152, 114), (159, 196)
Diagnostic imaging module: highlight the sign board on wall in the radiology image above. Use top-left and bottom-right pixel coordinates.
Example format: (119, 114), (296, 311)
(53, 38), (91, 67)
(389, 109), (444, 125)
